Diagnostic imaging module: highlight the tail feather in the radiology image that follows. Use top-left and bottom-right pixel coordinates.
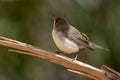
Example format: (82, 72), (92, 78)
(89, 42), (109, 51)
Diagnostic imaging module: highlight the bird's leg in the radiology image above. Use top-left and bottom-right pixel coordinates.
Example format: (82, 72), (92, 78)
(73, 53), (79, 60)
(73, 51), (80, 60)
(74, 53), (79, 60)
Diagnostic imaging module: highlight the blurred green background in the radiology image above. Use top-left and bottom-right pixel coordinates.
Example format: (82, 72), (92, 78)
(0, 0), (120, 80)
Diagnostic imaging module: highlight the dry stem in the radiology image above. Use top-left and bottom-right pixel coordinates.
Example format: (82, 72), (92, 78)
(0, 36), (119, 80)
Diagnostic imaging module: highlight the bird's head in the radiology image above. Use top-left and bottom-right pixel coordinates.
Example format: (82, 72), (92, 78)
(53, 16), (69, 31)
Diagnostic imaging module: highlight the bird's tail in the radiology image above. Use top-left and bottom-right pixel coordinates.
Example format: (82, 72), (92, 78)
(89, 42), (109, 51)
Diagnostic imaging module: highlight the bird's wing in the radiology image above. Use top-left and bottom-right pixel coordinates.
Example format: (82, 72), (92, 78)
(65, 25), (94, 50)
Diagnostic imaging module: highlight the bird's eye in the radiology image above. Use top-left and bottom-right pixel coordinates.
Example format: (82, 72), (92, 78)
(56, 18), (67, 25)
(56, 18), (62, 22)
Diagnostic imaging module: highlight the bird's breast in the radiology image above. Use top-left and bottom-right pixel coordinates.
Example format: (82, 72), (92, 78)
(52, 30), (79, 54)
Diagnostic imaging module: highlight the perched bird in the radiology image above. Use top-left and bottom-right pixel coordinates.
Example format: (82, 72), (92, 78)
(52, 16), (109, 60)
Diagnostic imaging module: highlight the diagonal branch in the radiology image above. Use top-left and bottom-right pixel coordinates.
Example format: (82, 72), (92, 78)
(0, 36), (119, 80)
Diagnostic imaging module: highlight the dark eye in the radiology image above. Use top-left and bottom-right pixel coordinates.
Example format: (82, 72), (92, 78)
(56, 18), (67, 25)
(56, 18), (62, 22)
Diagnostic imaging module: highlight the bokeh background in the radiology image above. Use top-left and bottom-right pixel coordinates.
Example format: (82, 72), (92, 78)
(0, 0), (120, 80)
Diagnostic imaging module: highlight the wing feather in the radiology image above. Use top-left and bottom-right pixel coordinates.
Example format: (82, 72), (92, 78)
(64, 25), (94, 50)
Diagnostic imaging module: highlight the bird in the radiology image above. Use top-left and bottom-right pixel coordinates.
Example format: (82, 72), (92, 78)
(52, 16), (109, 60)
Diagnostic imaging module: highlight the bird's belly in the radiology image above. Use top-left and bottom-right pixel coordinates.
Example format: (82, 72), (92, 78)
(52, 31), (79, 54)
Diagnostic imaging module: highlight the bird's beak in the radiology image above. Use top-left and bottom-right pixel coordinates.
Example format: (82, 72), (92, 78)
(52, 14), (56, 28)
(52, 14), (56, 20)
(52, 14), (55, 18)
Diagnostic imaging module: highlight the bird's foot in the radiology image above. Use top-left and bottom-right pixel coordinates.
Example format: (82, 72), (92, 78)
(72, 53), (79, 61)
(54, 51), (63, 54)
